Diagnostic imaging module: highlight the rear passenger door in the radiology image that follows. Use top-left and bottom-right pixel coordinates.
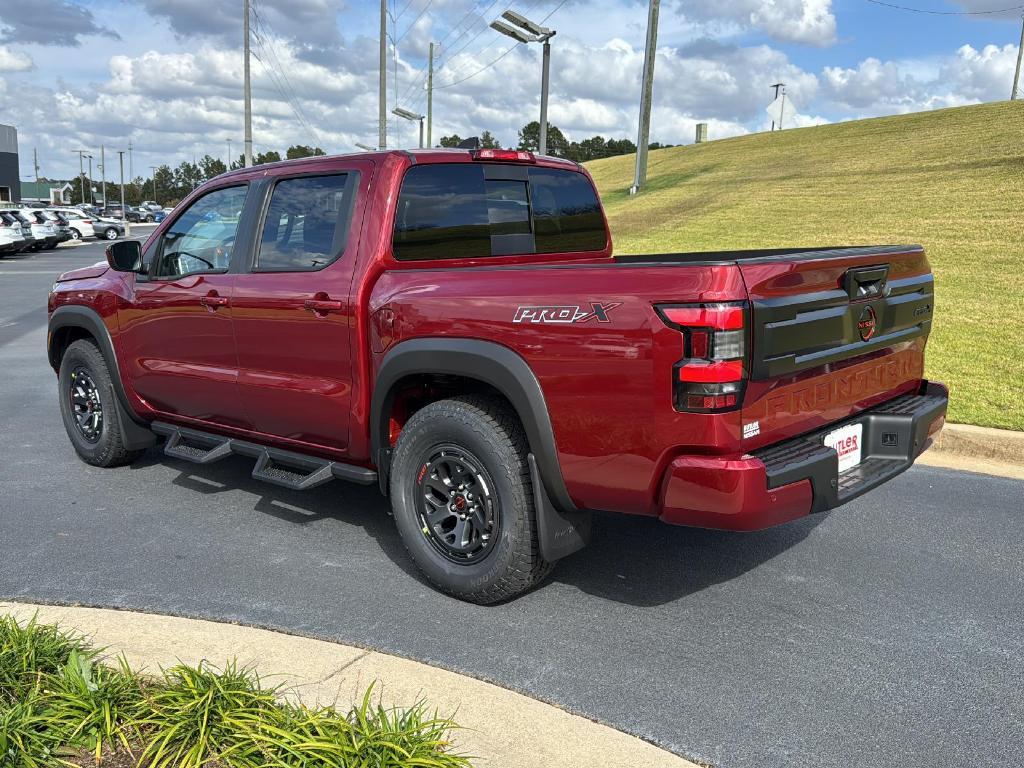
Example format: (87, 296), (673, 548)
(230, 169), (364, 452)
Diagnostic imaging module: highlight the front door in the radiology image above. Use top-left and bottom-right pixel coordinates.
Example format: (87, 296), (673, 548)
(230, 171), (362, 452)
(119, 184), (252, 429)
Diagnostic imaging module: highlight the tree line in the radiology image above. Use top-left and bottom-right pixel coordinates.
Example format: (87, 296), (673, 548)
(438, 122), (673, 163)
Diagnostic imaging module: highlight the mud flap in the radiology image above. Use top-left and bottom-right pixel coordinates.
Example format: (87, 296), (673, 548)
(529, 453), (591, 562)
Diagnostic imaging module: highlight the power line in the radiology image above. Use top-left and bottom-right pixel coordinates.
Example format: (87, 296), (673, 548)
(864, 0), (1024, 15)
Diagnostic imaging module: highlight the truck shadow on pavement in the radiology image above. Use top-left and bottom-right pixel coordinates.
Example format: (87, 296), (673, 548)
(143, 448), (824, 609)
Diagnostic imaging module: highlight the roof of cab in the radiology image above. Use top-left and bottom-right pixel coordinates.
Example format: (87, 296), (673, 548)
(216, 147), (581, 182)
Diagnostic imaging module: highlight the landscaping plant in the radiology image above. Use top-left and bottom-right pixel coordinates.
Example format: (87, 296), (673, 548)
(0, 614), (471, 768)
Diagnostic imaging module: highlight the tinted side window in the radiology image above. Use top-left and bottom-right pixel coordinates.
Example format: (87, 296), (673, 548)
(256, 174), (356, 272)
(528, 167), (606, 253)
(153, 185), (248, 279)
(393, 164), (490, 261)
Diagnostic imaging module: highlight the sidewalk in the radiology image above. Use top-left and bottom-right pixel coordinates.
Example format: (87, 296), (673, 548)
(0, 601), (700, 768)
(917, 422), (1024, 480)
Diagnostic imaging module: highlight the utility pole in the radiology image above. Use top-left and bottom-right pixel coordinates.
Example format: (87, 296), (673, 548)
(1012, 15), (1023, 100)
(150, 166), (159, 203)
(117, 150), (130, 237)
(100, 145), (106, 208)
(243, 0), (254, 167)
(86, 154), (94, 205)
(630, 0), (660, 195)
(427, 42), (434, 148)
(227, 138), (233, 169)
(128, 141), (133, 182)
(33, 148), (39, 187)
(379, 0), (387, 149)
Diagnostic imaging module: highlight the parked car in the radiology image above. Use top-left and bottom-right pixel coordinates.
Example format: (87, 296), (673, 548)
(0, 213), (26, 256)
(140, 200), (162, 212)
(23, 208), (73, 245)
(21, 210), (60, 250)
(1, 211), (37, 252)
(152, 210), (167, 223)
(46, 148), (947, 604)
(102, 204), (145, 223)
(48, 207), (95, 240)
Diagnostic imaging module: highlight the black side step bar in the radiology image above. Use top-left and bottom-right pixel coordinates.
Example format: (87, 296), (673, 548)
(151, 422), (377, 491)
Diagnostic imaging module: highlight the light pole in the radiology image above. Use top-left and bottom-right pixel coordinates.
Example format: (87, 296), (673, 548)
(243, 0), (253, 167)
(490, 10), (555, 155)
(99, 146), (106, 208)
(86, 154), (94, 205)
(73, 150), (91, 204)
(355, 143), (376, 151)
(150, 166), (159, 205)
(392, 107), (426, 148)
(117, 150), (130, 237)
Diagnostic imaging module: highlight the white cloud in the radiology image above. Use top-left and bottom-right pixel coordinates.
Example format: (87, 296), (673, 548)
(0, 46), (32, 73)
(683, 0), (837, 46)
(823, 42), (1020, 114)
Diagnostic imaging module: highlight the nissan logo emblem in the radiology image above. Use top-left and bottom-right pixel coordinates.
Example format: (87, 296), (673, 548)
(858, 305), (877, 341)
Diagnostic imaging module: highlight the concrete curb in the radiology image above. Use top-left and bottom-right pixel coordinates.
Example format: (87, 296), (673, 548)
(0, 602), (699, 768)
(916, 423), (1024, 480)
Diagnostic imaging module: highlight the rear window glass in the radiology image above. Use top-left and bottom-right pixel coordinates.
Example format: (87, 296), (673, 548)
(392, 163), (605, 261)
(528, 167), (606, 254)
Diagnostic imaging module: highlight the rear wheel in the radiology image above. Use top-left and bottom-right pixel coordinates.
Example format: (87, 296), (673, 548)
(389, 395), (552, 604)
(103, 227), (118, 240)
(70, 229), (81, 240)
(58, 339), (143, 467)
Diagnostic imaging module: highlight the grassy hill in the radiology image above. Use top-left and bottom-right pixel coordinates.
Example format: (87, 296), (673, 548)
(587, 101), (1024, 431)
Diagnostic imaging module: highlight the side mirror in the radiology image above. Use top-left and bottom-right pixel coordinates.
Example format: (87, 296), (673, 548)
(105, 240), (143, 272)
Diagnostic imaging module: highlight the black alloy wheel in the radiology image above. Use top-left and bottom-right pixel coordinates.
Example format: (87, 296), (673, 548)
(417, 445), (499, 564)
(69, 367), (103, 443)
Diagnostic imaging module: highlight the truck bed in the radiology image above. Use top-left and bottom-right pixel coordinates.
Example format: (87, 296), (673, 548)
(614, 244), (922, 265)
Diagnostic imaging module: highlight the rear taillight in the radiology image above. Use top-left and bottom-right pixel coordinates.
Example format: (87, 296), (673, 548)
(656, 302), (748, 413)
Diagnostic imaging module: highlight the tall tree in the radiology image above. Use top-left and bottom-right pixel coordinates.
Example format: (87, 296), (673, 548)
(479, 131), (501, 149)
(438, 134), (463, 148)
(198, 155), (227, 180)
(286, 145), (326, 159)
(254, 150), (282, 165)
(517, 121), (568, 156)
(151, 165), (175, 203)
(174, 161), (203, 196)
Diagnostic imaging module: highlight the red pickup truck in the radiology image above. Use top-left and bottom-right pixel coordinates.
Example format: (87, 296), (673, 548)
(47, 148), (947, 603)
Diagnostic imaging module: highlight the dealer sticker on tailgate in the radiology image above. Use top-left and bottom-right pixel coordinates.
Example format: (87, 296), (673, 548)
(824, 423), (863, 473)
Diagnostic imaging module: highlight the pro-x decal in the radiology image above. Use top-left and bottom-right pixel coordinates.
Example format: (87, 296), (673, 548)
(513, 302), (621, 324)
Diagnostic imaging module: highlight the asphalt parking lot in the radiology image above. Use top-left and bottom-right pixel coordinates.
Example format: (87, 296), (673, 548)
(1, 236), (1022, 768)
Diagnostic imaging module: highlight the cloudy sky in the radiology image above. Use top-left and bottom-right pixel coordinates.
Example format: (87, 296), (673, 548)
(0, 0), (1021, 181)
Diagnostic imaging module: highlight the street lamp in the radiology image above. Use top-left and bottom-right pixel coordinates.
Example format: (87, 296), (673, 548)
(355, 143), (376, 151)
(392, 107), (426, 149)
(150, 166), (159, 205)
(490, 9), (555, 155)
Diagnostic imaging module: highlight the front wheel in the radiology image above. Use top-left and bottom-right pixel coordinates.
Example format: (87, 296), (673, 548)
(70, 229), (81, 241)
(389, 395), (552, 604)
(103, 227), (118, 240)
(58, 339), (144, 467)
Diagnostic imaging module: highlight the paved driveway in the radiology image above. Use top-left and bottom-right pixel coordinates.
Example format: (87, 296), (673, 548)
(1, 240), (1021, 768)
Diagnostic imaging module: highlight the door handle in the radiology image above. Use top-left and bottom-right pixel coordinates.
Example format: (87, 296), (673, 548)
(200, 294), (230, 309)
(304, 298), (343, 314)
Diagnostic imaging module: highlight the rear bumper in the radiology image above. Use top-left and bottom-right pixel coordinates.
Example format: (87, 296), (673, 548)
(658, 380), (948, 531)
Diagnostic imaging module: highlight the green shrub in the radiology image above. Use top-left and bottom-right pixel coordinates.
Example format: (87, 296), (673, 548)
(0, 615), (471, 768)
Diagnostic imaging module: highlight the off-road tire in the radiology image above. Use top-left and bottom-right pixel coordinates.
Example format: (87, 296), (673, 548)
(389, 395), (553, 604)
(58, 339), (144, 467)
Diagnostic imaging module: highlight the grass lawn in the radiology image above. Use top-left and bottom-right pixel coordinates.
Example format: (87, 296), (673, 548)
(587, 101), (1024, 431)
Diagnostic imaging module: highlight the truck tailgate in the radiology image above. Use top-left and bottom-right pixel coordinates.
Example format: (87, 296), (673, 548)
(738, 245), (935, 448)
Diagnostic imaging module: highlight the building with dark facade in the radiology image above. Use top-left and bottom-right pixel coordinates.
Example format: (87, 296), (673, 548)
(0, 125), (20, 203)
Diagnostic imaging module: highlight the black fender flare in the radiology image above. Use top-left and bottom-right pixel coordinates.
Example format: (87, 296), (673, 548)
(48, 305), (157, 451)
(371, 338), (590, 561)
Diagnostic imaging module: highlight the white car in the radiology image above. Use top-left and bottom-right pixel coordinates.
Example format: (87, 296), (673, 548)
(19, 210), (60, 250)
(47, 207), (94, 240)
(0, 215), (25, 256)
